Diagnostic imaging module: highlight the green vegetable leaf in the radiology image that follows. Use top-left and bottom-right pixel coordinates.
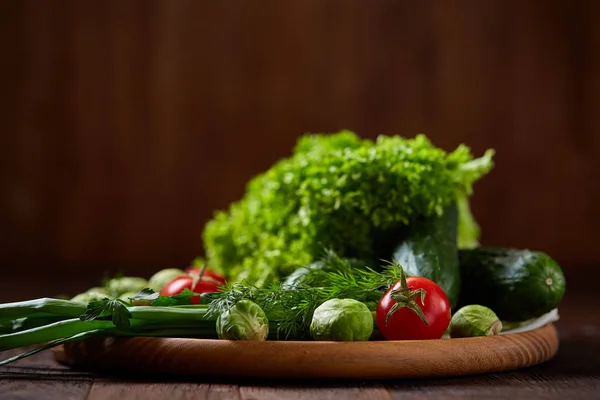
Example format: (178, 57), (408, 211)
(149, 297), (177, 307)
(455, 149), (495, 195)
(457, 193), (481, 249)
(130, 288), (160, 302)
(203, 131), (494, 285)
(79, 298), (132, 330)
(129, 288), (160, 306)
(151, 288), (199, 307)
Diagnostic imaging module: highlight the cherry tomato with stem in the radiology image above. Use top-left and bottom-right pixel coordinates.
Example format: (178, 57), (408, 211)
(376, 271), (451, 340)
(185, 266), (226, 285)
(160, 266), (224, 304)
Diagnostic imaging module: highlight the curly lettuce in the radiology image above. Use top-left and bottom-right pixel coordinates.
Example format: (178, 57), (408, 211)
(203, 131), (494, 285)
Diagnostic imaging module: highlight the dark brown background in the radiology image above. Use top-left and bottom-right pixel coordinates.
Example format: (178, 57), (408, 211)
(1, 0), (599, 299)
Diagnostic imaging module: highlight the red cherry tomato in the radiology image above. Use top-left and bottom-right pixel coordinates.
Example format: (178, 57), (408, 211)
(185, 267), (226, 285)
(376, 276), (451, 340)
(160, 276), (198, 303)
(160, 274), (222, 304)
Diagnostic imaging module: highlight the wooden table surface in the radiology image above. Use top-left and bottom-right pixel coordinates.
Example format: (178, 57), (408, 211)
(1, 267), (599, 400)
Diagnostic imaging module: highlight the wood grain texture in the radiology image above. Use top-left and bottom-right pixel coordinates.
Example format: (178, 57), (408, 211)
(0, 347), (92, 400)
(1, 1), (600, 296)
(87, 382), (241, 400)
(53, 324), (558, 380)
(239, 385), (393, 400)
(0, 380), (91, 400)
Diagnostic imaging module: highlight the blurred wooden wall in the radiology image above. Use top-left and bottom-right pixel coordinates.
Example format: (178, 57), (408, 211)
(1, 0), (599, 285)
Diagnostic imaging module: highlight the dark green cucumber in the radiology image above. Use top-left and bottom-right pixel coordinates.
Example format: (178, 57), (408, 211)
(391, 203), (460, 309)
(458, 247), (566, 321)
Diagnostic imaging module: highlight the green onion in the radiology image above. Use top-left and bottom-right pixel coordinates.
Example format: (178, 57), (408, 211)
(0, 295), (219, 353)
(0, 298), (87, 320)
(0, 319), (114, 350)
(0, 330), (105, 367)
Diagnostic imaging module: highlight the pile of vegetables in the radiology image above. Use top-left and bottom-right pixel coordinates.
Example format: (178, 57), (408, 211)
(0, 131), (566, 366)
(203, 131), (495, 286)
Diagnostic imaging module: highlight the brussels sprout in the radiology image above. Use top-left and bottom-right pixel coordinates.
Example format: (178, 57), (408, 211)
(106, 277), (148, 297)
(148, 268), (186, 292)
(117, 291), (140, 305)
(216, 300), (269, 341)
(71, 289), (109, 303)
(87, 287), (109, 295)
(449, 304), (502, 338)
(310, 298), (373, 341)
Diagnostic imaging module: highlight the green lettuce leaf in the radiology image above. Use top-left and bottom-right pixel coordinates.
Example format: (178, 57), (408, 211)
(203, 131), (494, 285)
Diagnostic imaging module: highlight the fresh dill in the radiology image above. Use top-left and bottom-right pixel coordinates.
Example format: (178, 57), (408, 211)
(207, 282), (323, 340)
(207, 253), (405, 340)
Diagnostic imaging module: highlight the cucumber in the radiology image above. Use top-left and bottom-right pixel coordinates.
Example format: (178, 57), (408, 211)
(391, 203), (460, 309)
(458, 247), (566, 321)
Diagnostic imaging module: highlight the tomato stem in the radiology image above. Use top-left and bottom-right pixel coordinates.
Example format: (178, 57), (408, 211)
(190, 264), (222, 287)
(385, 270), (430, 327)
(190, 264), (207, 289)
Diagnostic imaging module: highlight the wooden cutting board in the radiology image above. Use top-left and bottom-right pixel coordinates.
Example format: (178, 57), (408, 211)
(53, 323), (558, 380)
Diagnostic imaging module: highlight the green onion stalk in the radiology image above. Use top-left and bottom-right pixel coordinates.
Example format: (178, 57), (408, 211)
(0, 298), (88, 321)
(0, 298), (219, 352)
(0, 318), (221, 351)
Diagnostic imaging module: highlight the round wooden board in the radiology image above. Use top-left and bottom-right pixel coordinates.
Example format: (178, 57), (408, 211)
(53, 323), (559, 380)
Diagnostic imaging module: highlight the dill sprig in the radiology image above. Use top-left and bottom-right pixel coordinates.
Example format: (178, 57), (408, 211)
(319, 262), (404, 309)
(207, 282), (325, 340)
(296, 250), (405, 306)
(207, 253), (406, 340)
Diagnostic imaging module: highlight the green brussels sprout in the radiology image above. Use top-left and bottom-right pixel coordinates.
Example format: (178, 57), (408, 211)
(449, 304), (503, 338)
(148, 268), (186, 292)
(310, 298), (373, 341)
(117, 291), (140, 305)
(216, 300), (269, 341)
(106, 277), (148, 297)
(87, 287), (109, 295)
(71, 289), (109, 303)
